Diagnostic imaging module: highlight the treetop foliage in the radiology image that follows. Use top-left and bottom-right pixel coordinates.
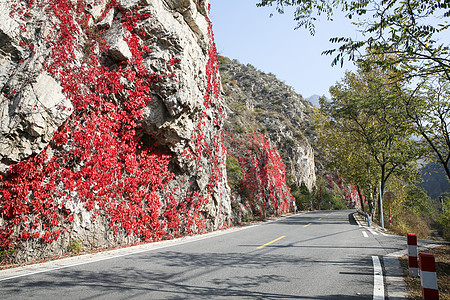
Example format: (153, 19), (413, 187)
(257, 0), (450, 78)
(314, 56), (425, 215)
(258, 0), (450, 182)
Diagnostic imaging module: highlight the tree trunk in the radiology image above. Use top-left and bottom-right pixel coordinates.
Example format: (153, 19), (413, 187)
(356, 185), (365, 212)
(379, 165), (387, 226)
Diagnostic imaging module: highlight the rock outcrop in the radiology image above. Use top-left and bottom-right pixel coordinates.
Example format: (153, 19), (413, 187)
(219, 56), (316, 191)
(0, 0), (231, 263)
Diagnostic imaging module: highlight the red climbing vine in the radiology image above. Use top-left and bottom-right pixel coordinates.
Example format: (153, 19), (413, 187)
(0, 0), (227, 252)
(225, 131), (294, 219)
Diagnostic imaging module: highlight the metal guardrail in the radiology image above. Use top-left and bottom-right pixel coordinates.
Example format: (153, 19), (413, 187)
(356, 209), (371, 227)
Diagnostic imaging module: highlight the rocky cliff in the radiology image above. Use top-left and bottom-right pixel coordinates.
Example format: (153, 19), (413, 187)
(0, 0), (231, 263)
(219, 57), (316, 191)
(218, 56), (316, 220)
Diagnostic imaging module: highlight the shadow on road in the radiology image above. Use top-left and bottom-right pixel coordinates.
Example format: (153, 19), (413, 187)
(0, 250), (374, 299)
(348, 213), (358, 226)
(0, 209), (386, 299)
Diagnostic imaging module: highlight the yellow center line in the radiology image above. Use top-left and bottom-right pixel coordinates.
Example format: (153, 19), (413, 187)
(318, 218), (322, 220)
(304, 223), (312, 227)
(257, 236), (286, 249)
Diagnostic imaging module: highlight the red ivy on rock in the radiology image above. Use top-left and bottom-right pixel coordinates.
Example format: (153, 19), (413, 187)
(226, 132), (294, 218)
(0, 0), (226, 251)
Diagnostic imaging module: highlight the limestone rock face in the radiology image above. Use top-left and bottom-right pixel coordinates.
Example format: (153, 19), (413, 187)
(219, 56), (317, 191)
(0, 0), (231, 263)
(0, 0), (72, 171)
(104, 22), (133, 62)
(0, 73), (73, 171)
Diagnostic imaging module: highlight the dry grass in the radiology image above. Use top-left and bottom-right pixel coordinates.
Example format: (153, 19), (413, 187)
(398, 245), (450, 299)
(390, 208), (433, 239)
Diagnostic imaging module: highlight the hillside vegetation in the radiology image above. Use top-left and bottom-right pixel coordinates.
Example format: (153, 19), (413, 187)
(218, 55), (353, 218)
(257, 0), (450, 242)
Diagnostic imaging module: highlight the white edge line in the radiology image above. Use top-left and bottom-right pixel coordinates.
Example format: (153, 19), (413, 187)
(353, 213), (364, 227)
(368, 228), (379, 236)
(372, 255), (385, 300)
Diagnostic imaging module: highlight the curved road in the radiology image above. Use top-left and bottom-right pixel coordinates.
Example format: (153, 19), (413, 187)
(0, 210), (408, 299)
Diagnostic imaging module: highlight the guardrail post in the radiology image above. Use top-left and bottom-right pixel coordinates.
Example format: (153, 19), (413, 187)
(419, 253), (439, 300)
(356, 210), (371, 227)
(407, 233), (419, 277)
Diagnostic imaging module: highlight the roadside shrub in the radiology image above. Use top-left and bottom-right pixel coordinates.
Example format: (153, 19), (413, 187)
(0, 248), (14, 264)
(287, 178), (310, 211)
(242, 212), (265, 223)
(67, 239), (83, 255)
(404, 185), (433, 217)
(391, 207), (432, 239)
(329, 192), (348, 210)
(312, 177), (347, 210)
(293, 192), (310, 211)
(438, 195), (450, 241)
(226, 155), (243, 192)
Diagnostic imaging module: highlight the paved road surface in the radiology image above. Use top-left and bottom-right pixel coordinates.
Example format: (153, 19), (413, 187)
(0, 210), (408, 299)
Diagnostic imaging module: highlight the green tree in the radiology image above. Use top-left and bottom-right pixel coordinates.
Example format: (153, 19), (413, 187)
(404, 185), (433, 217)
(257, 0), (450, 180)
(312, 177), (348, 210)
(318, 58), (423, 219)
(402, 77), (450, 180)
(289, 179), (311, 210)
(313, 108), (379, 212)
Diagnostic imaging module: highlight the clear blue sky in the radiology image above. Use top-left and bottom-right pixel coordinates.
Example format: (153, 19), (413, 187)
(209, 0), (358, 99)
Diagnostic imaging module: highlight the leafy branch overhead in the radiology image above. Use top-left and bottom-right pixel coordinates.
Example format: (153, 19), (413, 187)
(256, 0), (450, 78)
(257, 0), (450, 180)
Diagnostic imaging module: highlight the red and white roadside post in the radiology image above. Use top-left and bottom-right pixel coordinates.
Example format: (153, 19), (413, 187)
(419, 253), (439, 300)
(407, 233), (419, 277)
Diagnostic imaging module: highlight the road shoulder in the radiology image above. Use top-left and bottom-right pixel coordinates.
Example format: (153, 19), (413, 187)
(383, 254), (408, 299)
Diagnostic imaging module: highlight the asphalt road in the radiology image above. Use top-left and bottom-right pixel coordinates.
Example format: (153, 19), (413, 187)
(0, 210), (408, 299)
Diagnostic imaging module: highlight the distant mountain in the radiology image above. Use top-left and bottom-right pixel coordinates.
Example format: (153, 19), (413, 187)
(306, 95), (328, 108)
(419, 163), (450, 199)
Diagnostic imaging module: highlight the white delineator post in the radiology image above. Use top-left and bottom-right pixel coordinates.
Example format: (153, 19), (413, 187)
(419, 253), (439, 300)
(379, 181), (384, 228)
(407, 233), (419, 277)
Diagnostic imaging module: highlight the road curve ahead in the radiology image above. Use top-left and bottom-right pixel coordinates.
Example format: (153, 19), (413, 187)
(0, 210), (406, 299)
